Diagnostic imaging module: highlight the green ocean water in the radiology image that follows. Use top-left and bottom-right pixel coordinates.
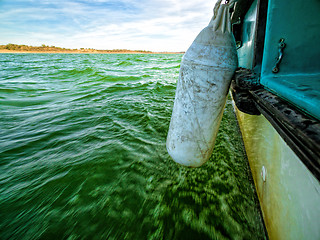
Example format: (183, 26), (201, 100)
(0, 53), (265, 239)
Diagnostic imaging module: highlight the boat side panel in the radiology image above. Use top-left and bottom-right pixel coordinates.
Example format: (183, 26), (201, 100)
(234, 107), (320, 240)
(260, 0), (320, 119)
(237, 0), (258, 69)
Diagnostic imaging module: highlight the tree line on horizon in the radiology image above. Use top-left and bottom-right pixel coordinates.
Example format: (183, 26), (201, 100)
(0, 43), (154, 53)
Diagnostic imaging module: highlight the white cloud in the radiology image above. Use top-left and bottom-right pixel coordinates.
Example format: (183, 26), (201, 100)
(0, 0), (217, 51)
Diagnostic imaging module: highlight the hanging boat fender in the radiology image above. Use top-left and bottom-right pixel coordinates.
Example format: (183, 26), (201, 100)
(166, 0), (238, 167)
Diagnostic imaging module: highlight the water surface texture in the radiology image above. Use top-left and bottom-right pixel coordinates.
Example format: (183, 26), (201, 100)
(0, 53), (265, 239)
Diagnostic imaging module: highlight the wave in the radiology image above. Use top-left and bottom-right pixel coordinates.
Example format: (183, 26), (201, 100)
(0, 53), (265, 240)
(116, 61), (134, 66)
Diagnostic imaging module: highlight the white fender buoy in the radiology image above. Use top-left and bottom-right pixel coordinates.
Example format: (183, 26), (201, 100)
(166, 0), (238, 167)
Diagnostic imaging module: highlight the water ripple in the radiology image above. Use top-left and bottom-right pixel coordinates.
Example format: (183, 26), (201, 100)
(0, 53), (265, 240)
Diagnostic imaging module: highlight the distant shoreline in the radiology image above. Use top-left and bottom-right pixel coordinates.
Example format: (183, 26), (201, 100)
(0, 44), (184, 54)
(0, 50), (183, 54)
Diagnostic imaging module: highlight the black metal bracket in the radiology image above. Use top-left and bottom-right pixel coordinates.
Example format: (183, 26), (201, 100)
(272, 38), (286, 73)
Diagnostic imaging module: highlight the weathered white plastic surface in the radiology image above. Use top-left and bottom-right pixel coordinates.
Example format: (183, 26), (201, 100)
(166, 0), (238, 167)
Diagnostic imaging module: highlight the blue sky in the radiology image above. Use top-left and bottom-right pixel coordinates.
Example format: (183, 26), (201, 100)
(0, 0), (217, 52)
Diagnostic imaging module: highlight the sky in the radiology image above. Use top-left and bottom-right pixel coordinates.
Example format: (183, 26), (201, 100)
(0, 0), (218, 52)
